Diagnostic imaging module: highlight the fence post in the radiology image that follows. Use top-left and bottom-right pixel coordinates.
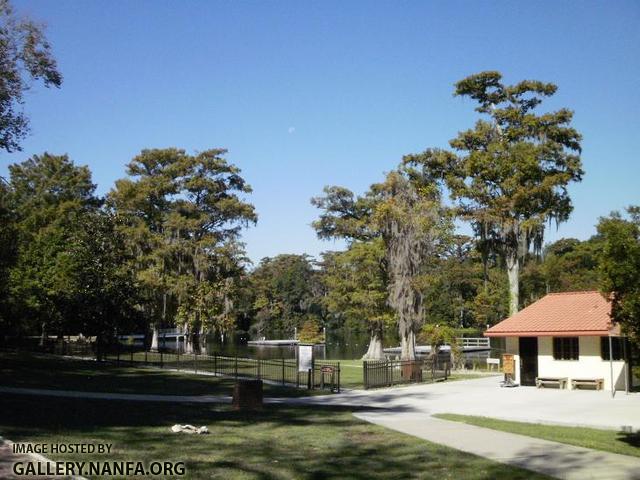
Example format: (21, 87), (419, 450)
(282, 358), (285, 385)
(116, 342), (120, 366)
(364, 361), (368, 389)
(160, 349), (163, 368)
(257, 359), (261, 380)
(337, 363), (341, 393)
(390, 360), (395, 386)
(235, 355), (238, 378)
(177, 350), (180, 371)
(307, 369), (312, 390)
(214, 354), (217, 376)
(144, 350), (148, 365)
(194, 353), (198, 374)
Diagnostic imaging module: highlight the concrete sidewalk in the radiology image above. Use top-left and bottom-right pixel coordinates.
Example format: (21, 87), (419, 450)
(355, 411), (640, 480)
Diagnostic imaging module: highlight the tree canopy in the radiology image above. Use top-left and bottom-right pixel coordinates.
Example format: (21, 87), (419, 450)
(597, 207), (640, 342)
(407, 71), (583, 316)
(0, 0), (62, 152)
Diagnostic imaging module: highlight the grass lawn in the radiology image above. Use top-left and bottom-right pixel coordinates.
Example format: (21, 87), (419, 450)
(435, 414), (640, 459)
(0, 350), (320, 398)
(0, 394), (551, 480)
(336, 359), (365, 388)
(339, 359), (497, 390)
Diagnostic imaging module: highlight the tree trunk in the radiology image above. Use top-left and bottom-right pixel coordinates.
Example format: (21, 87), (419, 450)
(184, 322), (194, 353)
(506, 247), (519, 316)
(199, 326), (207, 353)
(150, 324), (159, 351)
(400, 329), (416, 360)
(39, 321), (47, 347)
(362, 327), (384, 360)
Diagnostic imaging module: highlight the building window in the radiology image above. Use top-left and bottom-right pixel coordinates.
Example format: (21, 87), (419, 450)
(553, 337), (579, 360)
(601, 337), (624, 361)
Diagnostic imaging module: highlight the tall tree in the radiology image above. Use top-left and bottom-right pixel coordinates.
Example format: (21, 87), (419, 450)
(373, 170), (452, 359)
(313, 167), (452, 359)
(597, 207), (640, 343)
(52, 209), (141, 359)
(7, 153), (98, 339)
(0, 0), (62, 152)
(322, 240), (392, 359)
(0, 178), (17, 329)
(109, 148), (256, 351)
(408, 71), (583, 315)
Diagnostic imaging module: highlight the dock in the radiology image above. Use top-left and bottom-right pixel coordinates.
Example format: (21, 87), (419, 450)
(247, 339), (326, 346)
(248, 339), (299, 346)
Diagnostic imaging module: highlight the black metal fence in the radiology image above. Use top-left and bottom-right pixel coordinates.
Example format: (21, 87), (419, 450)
(112, 347), (342, 392)
(0, 339), (340, 392)
(363, 356), (450, 389)
(0, 337), (95, 357)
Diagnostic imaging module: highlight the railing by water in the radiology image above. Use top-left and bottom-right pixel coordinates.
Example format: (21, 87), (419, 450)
(457, 337), (490, 349)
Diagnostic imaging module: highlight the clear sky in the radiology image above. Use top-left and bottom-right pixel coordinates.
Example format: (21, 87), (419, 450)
(3, 1), (639, 264)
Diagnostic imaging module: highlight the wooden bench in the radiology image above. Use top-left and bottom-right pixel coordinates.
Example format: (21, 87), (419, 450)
(571, 378), (604, 390)
(536, 377), (568, 389)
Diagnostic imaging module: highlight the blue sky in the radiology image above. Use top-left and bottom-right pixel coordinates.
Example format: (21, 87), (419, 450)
(3, 1), (639, 264)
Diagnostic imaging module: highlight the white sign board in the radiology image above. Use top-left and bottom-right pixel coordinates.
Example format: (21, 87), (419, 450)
(298, 344), (314, 372)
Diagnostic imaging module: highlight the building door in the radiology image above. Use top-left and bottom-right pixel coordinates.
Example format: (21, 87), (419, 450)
(519, 337), (538, 386)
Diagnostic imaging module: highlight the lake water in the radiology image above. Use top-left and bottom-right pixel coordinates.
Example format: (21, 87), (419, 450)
(202, 330), (506, 366)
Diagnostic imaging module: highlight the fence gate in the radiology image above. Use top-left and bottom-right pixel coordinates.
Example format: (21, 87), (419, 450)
(363, 357), (450, 389)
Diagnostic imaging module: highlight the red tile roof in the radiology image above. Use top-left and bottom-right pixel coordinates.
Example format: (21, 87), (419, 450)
(485, 291), (617, 337)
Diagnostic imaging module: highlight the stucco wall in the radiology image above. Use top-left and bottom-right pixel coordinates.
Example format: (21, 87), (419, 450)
(538, 336), (626, 391)
(504, 336), (627, 390)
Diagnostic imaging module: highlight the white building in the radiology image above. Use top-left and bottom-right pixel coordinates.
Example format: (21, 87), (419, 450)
(485, 291), (632, 392)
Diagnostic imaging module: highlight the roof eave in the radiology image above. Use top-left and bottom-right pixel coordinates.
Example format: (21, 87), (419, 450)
(484, 330), (617, 337)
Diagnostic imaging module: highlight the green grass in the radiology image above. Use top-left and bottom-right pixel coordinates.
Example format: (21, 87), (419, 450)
(0, 394), (551, 479)
(0, 350), (320, 398)
(434, 414), (640, 459)
(338, 359), (497, 390)
(336, 359), (365, 388)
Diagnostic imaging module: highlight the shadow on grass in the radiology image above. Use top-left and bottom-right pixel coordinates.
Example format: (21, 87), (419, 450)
(0, 395), (548, 480)
(618, 431), (640, 448)
(0, 350), (314, 398)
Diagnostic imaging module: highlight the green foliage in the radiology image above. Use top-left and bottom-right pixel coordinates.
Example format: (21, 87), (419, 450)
(519, 237), (602, 307)
(407, 71), (583, 315)
(297, 318), (324, 344)
(313, 166), (453, 359)
(109, 148), (256, 339)
(597, 207), (640, 342)
(0, 180), (18, 328)
(322, 239), (393, 331)
(247, 254), (324, 336)
(0, 0), (62, 152)
(5, 154), (100, 335)
(418, 324), (457, 350)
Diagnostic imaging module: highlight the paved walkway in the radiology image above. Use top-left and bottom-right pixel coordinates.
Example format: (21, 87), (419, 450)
(2, 377), (640, 479)
(355, 411), (640, 480)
